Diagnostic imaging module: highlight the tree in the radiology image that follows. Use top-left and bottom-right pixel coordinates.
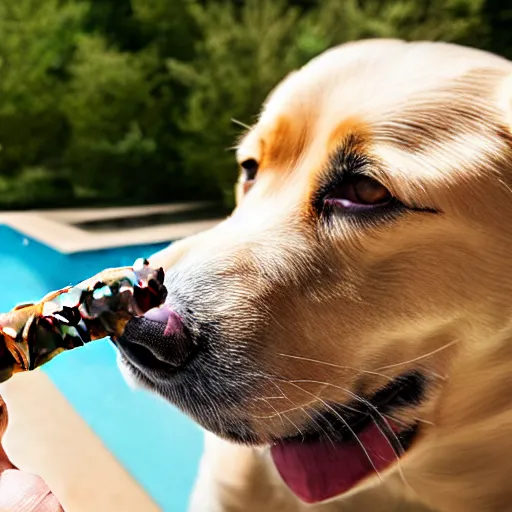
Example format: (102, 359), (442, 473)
(62, 1), (203, 204)
(307, 0), (484, 44)
(62, 34), (158, 201)
(0, 0), (85, 175)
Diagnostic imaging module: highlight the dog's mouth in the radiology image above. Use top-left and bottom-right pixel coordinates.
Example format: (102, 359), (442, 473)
(270, 372), (424, 504)
(117, 310), (425, 504)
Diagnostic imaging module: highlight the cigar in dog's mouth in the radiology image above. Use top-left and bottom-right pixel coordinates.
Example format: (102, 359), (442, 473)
(0, 258), (168, 383)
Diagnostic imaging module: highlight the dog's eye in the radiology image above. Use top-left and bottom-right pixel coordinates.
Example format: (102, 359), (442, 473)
(325, 176), (392, 209)
(241, 159), (259, 181)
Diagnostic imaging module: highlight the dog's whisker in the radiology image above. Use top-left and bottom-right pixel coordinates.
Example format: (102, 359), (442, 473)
(269, 382), (308, 442)
(265, 379), (337, 447)
(282, 380), (384, 485)
(278, 353), (448, 385)
(379, 413), (409, 428)
(253, 396), (287, 400)
(231, 117), (252, 130)
(427, 370), (448, 382)
(256, 372), (364, 417)
(287, 378), (412, 489)
(375, 339), (459, 371)
(259, 397), (286, 429)
(290, 378), (413, 437)
(379, 411), (435, 428)
(258, 369), (430, 426)
(278, 353), (397, 383)
(250, 400), (313, 419)
(281, 412), (306, 443)
(188, 372), (226, 431)
(299, 406), (337, 449)
(254, 370), (428, 438)
(411, 416), (435, 427)
(256, 370), (435, 432)
(368, 414), (412, 491)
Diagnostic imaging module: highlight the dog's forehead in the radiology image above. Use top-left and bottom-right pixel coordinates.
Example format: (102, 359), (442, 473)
(261, 40), (511, 128)
(239, 40), (512, 205)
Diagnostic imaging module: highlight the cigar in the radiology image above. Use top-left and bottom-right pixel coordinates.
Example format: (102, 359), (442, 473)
(0, 258), (167, 383)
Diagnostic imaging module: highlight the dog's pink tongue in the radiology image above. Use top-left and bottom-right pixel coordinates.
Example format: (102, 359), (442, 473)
(271, 422), (398, 503)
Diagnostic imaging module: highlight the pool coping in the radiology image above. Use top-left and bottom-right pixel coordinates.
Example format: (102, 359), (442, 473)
(0, 204), (221, 254)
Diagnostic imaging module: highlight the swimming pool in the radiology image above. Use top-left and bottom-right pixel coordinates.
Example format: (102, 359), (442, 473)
(0, 224), (204, 511)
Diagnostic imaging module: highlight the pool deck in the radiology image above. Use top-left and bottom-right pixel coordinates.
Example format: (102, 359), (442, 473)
(0, 203), (221, 253)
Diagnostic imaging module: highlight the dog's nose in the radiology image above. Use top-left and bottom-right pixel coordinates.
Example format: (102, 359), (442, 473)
(117, 305), (193, 371)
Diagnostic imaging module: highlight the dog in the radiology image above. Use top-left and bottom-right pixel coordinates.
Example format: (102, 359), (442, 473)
(116, 39), (512, 512)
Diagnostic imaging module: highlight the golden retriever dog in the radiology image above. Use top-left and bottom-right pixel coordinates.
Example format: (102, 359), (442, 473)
(116, 39), (512, 512)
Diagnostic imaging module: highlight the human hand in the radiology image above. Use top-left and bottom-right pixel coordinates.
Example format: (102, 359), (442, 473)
(0, 397), (63, 512)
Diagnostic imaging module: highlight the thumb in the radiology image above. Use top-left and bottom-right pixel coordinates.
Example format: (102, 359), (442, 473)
(0, 396), (63, 512)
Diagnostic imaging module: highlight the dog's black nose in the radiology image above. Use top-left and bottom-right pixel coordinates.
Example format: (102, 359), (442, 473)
(117, 305), (193, 371)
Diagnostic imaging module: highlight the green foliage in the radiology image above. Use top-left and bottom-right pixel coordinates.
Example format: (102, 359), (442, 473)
(0, 168), (74, 209)
(304, 0), (485, 45)
(0, 0), (509, 209)
(0, 0), (85, 179)
(168, 0), (310, 203)
(62, 34), (158, 199)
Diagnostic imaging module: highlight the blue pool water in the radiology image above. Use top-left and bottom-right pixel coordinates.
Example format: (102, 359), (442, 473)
(0, 224), (204, 511)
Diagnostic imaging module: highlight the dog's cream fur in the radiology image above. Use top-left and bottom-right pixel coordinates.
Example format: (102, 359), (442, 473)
(148, 40), (512, 512)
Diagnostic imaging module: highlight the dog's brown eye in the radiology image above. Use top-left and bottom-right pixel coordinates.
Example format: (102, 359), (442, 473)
(351, 177), (391, 204)
(241, 159), (259, 181)
(326, 176), (392, 209)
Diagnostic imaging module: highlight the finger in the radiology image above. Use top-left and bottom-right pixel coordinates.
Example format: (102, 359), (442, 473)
(0, 397), (13, 473)
(0, 396), (62, 511)
(0, 469), (63, 512)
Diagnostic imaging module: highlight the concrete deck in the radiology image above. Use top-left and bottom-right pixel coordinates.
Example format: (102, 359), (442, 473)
(0, 204), (222, 253)
(39, 202), (212, 224)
